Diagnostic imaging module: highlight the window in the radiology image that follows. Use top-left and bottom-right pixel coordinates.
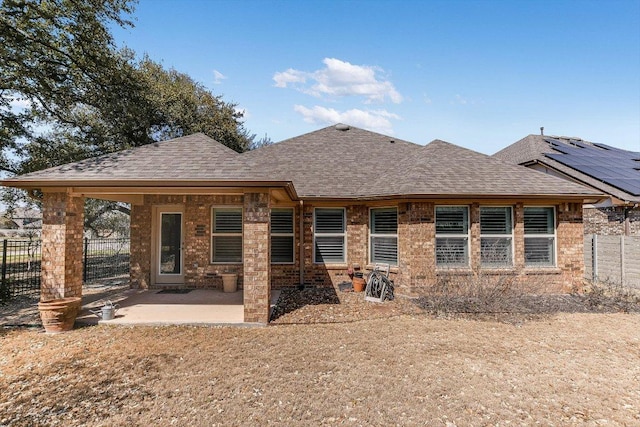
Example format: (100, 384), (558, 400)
(211, 207), (242, 263)
(480, 207), (513, 267)
(370, 207), (398, 265)
(314, 208), (346, 263)
(435, 206), (469, 267)
(271, 208), (294, 263)
(524, 207), (556, 267)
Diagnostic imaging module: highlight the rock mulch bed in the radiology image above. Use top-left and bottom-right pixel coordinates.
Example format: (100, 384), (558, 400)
(270, 286), (423, 324)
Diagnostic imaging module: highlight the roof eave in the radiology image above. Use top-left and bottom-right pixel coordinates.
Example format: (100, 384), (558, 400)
(300, 193), (605, 203)
(2, 179), (299, 201)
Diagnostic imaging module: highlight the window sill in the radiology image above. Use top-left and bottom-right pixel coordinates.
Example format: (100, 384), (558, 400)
(365, 264), (399, 274)
(478, 268), (518, 275)
(436, 267), (473, 275)
(523, 267), (561, 275)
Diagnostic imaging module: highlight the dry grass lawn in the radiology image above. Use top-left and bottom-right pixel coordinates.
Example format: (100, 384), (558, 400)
(1, 313), (639, 426)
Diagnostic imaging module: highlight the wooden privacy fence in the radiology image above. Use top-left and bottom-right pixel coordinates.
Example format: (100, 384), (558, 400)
(585, 235), (640, 289)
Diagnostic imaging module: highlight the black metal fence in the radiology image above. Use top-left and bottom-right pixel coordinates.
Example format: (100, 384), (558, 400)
(83, 237), (130, 283)
(0, 237), (130, 304)
(0, 239), (41, 301)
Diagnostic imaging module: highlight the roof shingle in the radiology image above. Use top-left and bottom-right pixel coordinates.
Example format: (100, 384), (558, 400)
(3, 125), (602, 200)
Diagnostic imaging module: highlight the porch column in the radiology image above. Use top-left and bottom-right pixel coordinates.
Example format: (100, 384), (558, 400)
(40, 192), (85, 300)
(243, 192), (271, 323)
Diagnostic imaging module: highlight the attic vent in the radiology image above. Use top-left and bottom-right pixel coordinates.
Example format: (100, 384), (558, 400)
(335, 124), (350, 131)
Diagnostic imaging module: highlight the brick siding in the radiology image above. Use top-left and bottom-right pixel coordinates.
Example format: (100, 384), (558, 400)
(584, 206), (640, 236)
(40, 192), (84, 300)
(127, 195), (586, 321)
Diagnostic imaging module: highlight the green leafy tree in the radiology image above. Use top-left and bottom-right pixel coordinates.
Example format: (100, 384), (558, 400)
(1, 0), (255, 231)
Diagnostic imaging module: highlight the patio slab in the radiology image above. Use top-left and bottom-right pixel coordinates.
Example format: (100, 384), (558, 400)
(76, 289), (281, 326)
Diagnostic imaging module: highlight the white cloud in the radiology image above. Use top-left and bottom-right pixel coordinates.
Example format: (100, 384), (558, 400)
(273, 68), (308, 88)
(274, 58), (402, 104)
(293, 105), (400, 134)
(213, 69), (227, 84)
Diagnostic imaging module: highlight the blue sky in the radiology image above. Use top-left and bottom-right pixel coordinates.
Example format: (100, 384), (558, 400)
(111, 0), (640, 154)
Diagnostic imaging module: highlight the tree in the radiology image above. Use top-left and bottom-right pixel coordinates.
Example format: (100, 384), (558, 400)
(249, 133), (274, 150)
(0, 0), (139, 172)
(1, 0), (255, 231)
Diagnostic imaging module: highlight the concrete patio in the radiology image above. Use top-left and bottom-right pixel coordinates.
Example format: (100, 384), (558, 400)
(76, 288), (281, 326)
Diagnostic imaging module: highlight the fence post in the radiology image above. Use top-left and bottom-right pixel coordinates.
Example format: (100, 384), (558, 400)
(620, 235), (625, 286)
(591, 234), (598, 282)
(83, 237), (89, 283)
(1, 239), (7, 301)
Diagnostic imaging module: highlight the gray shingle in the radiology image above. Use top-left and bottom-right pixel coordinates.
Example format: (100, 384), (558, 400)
(3, 125), (602, 200)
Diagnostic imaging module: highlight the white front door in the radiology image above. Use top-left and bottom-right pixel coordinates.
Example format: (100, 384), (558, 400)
(154, 206), (184, 285)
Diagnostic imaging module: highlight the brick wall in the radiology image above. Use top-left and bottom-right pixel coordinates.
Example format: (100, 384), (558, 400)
(130, 194), (245, 289)
(270, 204), (301, 288)
(128, 196), (586, 299)
(557, 202), (585, 291)
(243, 192), (271, 323)
(397, 202), (435, 294)
(40, 192), (84, 300)
(584, 206), (640, 236)
(130, 203), (151, 289)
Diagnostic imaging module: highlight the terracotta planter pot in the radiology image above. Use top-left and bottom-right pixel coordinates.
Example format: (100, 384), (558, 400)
(352, 277), (366, 292)
(38, 297), (82, 333)
(221, 273), (238, 293)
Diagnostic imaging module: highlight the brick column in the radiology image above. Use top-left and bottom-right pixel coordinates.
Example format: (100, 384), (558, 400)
(243, 192), (271, 323)
(470, 203), (481, 272)
(558, 202), (584, 292)
(40, 192), (84, 300)
(514, 203), (525, 268)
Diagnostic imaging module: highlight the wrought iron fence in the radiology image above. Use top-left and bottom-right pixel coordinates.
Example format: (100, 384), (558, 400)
(0, 237), (130, 304)
(83, 237), (130, 283)
(0, 239), (41, 301)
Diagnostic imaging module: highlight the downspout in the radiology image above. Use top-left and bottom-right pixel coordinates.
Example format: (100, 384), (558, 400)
(299, 200), (305, 286)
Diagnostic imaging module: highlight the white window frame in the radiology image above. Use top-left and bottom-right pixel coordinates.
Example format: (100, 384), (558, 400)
(369, 207), (398, 266)
(524, 206), (557, 267)
(271, 207), (295, 264)
(211, 206), (243, 264)
(480, 206), (514, 268)
(313, 207), (347, 264)
(435, 205), (470, 267)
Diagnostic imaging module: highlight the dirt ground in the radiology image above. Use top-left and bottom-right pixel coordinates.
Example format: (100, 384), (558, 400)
(1, 293), (639, 426)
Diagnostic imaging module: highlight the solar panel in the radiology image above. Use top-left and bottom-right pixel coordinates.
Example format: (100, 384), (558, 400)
(544, 138), (640, 196)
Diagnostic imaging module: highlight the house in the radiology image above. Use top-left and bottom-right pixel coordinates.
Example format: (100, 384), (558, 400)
(0, 207), (42, 237)
(1, 124), (602, 323)
(493, 134), (640, 236)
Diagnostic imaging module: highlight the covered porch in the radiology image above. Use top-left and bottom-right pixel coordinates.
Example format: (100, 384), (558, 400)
(75, 288), (281, 326)
(38, 183), (296, 325)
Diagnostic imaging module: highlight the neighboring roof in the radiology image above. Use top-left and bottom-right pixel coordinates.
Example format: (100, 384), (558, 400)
(494, 134), (640, 204)
(3, 125), (602, 201)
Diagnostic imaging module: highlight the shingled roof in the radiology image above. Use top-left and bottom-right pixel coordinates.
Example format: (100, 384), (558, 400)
(7, 133), (251, 182)
(494, 134), (640, 204)
(3, 125), (602, 201)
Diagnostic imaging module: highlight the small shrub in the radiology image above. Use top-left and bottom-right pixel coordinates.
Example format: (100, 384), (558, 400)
(415, 271), (549, 316)
(582, 280), (640, 313)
